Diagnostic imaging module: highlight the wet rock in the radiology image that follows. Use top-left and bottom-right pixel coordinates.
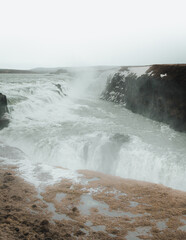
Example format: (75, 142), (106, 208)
(0, 216), (5, 223)
(110, 133), (130, 144)
(40, 220), (49, 226)
(75, 230), (85, 236)
(40, 219), (50, 233)
(63, 233), (71, 238)
(20, 234), (26, 239)
(3, 175), (15, 183)
(0, 184), (8, 189)
(4, 219), (11, 224)
(11, 195), (22, 201)
(0, 93), (9, 129)
(40, 225), (49, 233)
(22, 220), (29, 226)
(111, 229), (119, 235)
(5, 205), (11, 212)
(54, 83), (67, 96)
(55, 83), (62, 92)
(0, 93), (8, 115)
(4, 172), (12, 176)
(182, 210), (186, 215)
(72, 207), (78, 212)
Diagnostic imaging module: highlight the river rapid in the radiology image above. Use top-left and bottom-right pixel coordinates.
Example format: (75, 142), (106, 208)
(0, 68), (186, 191)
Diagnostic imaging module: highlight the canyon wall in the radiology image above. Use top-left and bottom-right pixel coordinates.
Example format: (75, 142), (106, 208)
(101, 64), (186, 132)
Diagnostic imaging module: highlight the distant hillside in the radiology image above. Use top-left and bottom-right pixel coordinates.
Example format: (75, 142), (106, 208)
(31, 66), (118, 74)
(0, 66), (119, 74)
(0, 69), (35, 74)
(30, 67), (62, 73)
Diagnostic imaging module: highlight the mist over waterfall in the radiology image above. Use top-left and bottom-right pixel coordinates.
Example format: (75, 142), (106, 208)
(0, 68), (186, 191)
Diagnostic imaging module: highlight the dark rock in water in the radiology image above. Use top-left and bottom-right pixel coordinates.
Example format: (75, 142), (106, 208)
(101, 64), (186, 132)
(110, 133), (130, 144)
(0, 93), (8, 116)
(0, 93), (9, 129)
(54, 83), (67, 96)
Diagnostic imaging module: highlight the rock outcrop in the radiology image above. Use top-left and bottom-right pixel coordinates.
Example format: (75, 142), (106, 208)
(101, 64), (186, 132)
(0, 93), (9, 129)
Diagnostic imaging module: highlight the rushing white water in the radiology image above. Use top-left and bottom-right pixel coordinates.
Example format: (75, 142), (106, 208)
(0, 68), (186, 191)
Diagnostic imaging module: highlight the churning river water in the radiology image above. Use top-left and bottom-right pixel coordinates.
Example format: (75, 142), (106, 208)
(0, 69), (186, 191)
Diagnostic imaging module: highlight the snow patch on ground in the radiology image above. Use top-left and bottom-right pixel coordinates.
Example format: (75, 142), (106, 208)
(119, 66), (150, 78)
(129, 66), (150, 77)
(160, 73), (167, 78)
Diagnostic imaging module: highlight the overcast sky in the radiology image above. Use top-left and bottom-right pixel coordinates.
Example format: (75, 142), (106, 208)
(0, 0), (186, 69)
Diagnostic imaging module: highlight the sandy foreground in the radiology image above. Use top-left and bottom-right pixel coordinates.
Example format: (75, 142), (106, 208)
(0, 165), (186, 240)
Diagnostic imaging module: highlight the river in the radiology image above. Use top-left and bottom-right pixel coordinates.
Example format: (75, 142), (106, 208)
(0, 68), (186, 191)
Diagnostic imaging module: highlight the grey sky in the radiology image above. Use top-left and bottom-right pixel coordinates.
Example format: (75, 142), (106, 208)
(0, 0), (186, 69)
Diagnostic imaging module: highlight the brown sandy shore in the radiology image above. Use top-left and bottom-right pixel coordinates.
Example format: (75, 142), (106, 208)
(0, 166), (186, 240)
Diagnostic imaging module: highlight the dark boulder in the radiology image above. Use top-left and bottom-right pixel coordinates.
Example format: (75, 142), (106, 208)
(0, 93), (9, 129)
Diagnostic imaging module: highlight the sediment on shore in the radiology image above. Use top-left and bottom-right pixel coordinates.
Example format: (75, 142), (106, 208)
(0, 166), (186, 240)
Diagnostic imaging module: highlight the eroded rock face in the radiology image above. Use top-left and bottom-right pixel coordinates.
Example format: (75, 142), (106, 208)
(101, 65), (186, 132)
(0, 93), (9, 129)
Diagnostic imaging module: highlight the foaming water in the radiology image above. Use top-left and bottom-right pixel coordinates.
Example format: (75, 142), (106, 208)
(0, 70), (186, 191)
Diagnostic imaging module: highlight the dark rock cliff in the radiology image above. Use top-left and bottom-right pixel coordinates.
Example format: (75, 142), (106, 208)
(0, 93), (9, 129)
(101, 64), (186, 132)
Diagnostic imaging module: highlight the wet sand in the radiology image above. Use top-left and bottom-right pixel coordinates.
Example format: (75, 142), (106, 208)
(0, 166), (186, 239)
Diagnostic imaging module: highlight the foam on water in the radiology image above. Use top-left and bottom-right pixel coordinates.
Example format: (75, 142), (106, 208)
(0, 69), (186, 191)
(0, 142), (81, 187)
